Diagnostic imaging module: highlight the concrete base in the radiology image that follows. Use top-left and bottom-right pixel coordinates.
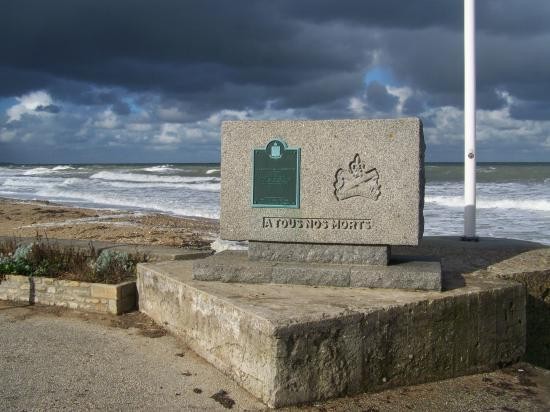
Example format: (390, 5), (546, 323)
(137, 259), (525, 408)
(249, 241), (389, 265)
(193, 250), (442, 291)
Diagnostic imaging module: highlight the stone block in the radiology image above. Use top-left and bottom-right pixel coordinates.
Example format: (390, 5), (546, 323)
(220, 119), (424, 246)
(72, 287), (91, 297)
(138, 259), (525, 408)
(249, 241), (389, 265)
(91, 283), (117, 300)
(107, 299), (118, 315)
(193, 251), (442, 291)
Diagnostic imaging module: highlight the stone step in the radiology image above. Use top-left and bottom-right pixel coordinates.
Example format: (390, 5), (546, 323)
(137, 258), (525, 408)
(193, 250), (443, 291)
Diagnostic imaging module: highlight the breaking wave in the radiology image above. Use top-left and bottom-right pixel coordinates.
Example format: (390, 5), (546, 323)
(90, 171), (219, 184)
(35, 187), (219, 219)
(142, 165), (178, 173)
(23, 167), (54, 175)
(52, 165), (75, 171)
(426, 196), (550, 212)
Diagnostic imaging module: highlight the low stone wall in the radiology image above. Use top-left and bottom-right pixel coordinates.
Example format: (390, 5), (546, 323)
(0, 274), (136, 315)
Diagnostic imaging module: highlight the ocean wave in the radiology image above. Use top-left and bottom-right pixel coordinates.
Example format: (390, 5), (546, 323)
(206, 169), (220, 174)
(90, 171), (219, 184)
(478, 167), (497, 173)
(426, 195), (550, 212)
(100, 180), (220, 192)
(2, 178), (45, 188)
(35, 187), (219, 219)
(2, 176), (219, 193)
(3, 177), (83, 187)
(52, 165), (75, 171)
(23, 167), (53, 175)
(142, 165), (178, 173)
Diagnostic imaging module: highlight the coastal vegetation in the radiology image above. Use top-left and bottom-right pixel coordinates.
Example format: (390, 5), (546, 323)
(0, 237), (146, 284)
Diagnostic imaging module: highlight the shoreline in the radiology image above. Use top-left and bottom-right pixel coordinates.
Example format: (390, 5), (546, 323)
(0, 197), (219, 248)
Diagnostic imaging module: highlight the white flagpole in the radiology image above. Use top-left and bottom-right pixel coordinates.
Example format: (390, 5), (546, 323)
(463, 0), (478, 240)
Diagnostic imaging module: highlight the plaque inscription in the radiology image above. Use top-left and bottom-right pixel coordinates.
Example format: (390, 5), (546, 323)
(252, 139), (300, 208)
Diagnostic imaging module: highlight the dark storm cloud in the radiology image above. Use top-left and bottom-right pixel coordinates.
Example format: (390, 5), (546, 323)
(1, 0), (548, 112)
(402, 95), (427, 116)
(0, 0), (374, 114)
(510, 100), (550, 121)
(0, 0), (549, 162)
(35, 104), (60, 114)
(366, 81), (398, 112)
(0, 66), (52, 96)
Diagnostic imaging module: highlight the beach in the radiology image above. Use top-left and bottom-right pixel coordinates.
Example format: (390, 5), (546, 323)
(0, 198), (218, 248)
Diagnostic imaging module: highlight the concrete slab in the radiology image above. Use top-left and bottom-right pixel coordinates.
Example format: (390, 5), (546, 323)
(193, 250), (442, 291)
(393, 236), (545, 275)
(137, 259), (525, 408)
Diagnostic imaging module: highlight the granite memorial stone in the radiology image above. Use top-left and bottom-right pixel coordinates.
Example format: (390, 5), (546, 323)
(194, 118), (442, 290)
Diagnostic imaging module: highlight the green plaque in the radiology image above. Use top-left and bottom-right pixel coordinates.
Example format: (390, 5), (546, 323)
(252, 139), (300, 208)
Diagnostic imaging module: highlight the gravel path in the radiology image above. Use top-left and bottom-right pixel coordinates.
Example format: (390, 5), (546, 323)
(1, 302), (549, 411)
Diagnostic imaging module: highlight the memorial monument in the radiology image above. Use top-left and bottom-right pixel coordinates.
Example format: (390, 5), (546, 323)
(137, 117), (525, 408)
(194, 118), (443, 290)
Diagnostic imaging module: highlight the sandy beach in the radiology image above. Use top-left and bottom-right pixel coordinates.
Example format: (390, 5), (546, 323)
(0, 197), (219, 248)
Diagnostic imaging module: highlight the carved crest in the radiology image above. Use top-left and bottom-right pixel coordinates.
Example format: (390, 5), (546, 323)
(333, 154), (381, 201)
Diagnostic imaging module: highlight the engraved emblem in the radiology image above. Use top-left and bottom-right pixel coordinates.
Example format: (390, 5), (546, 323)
(333, 154), (381, 201)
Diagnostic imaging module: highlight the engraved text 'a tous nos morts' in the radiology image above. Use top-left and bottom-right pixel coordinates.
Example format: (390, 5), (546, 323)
(262, 217), (372, 230)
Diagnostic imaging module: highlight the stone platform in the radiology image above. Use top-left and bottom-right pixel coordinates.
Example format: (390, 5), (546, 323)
(193, 250), (443, 291)
(137, 258), (525, 408)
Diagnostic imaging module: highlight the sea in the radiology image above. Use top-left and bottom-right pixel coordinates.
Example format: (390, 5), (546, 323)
(0, 163), (549, 245)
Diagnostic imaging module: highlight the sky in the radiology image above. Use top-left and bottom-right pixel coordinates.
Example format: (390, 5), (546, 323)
(1, 0), (549, 163)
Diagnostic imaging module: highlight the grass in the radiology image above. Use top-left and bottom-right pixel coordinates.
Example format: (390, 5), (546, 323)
(0, 237), (147, 284)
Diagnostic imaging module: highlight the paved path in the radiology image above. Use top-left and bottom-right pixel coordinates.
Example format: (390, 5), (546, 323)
(0, 302), (265, 411)
(1, 302), (549, 411)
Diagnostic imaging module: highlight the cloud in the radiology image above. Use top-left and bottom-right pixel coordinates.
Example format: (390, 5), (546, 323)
(348, 97), (365, 115)
(93, 110), (120, 129)
(0, 128), (17, 142)
(366, 81), (399, 112)
(153, 123), (182, 146)
(0, 1), (549, 162)
(35, 104), (61, 114)
(6, 91), (55, 122)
